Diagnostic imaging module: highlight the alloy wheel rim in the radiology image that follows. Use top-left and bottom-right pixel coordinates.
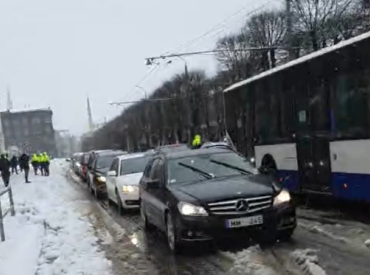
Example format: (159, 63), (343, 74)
(167, 216), (175, 250)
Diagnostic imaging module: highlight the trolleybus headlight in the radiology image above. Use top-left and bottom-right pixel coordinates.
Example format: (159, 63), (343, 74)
(273, 189), (291, 206)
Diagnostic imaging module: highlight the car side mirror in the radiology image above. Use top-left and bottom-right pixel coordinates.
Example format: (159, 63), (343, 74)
(147, 179), (160, 188)
(107, 170), (117, 177)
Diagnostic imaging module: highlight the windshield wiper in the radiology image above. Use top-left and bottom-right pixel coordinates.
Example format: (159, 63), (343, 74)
(210, 160), (252, 175)
(178, 162), (214, 179)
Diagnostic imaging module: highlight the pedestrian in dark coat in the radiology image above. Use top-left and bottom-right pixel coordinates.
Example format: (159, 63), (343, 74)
(10, 156), (18, 174)
(19, 153), (31, 183)
(0, 154), (11, 187)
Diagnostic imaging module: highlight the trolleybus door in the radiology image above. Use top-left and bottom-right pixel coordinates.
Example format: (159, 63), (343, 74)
(296, 136), (331, 194)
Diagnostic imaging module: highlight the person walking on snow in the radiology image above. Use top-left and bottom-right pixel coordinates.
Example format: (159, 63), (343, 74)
(19, 153), (31, 183)
(0, 154), (11, 187)
(10, 155), (18, 174)
(31, 154), (39, 175)
(39, 153), (45, 176)
(43, 152), (50, 176)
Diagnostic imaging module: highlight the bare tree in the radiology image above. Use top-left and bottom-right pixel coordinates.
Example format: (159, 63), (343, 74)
(215, 33), (256, 82)
(246, 10), (287, 68)
(291, 0), (354, 51)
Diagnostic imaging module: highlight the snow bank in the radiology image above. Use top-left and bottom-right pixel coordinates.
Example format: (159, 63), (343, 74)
(291, 249), (326, 275)
(0, 163), (112, 275)
(224, 246), (276, 275)
(365, 239), (370, 248)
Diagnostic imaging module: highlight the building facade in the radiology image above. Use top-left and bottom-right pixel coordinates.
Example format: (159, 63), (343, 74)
(0, 108), (57, 156)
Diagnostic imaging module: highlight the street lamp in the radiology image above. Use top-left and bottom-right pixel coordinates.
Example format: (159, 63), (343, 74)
(135, 86), (148, 99)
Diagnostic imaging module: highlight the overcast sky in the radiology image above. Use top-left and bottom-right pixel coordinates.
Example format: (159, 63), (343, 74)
(0, 0), (280, 136)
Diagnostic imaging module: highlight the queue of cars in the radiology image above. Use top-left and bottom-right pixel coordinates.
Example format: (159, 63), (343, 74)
(71, 143), (296, 253)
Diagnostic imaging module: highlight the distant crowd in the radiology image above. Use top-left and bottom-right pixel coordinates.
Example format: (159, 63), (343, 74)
(0, 152), (50, 187)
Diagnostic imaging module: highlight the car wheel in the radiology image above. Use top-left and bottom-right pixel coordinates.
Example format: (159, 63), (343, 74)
(166, 212), (181, 253)
(116, 190), (124, 215)
(279, 228), (294, 242)
(94, 188), (102, 200)
(140, 200), (153, 231)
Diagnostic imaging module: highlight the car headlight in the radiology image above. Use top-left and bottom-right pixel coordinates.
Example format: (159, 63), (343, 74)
(97, 176), (106, 182)
(273, 189), (291, 206)
(178, 202), (208, 216)
(122, 185), (137, 194)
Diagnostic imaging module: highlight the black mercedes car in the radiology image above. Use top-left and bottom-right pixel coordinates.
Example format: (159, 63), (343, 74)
(139, 147), (296, 253)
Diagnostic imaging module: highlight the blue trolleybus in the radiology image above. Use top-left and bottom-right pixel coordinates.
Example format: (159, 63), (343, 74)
(223, 31), (370, 202)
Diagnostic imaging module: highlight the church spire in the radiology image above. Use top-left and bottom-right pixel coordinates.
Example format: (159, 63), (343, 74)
(7, 86), (13, 110)
(87, 96), (94, 131)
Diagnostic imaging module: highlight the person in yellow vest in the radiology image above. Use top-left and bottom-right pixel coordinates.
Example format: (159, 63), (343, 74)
(31, 154), (39, 175)
(38, 153), (45, 176)
(43, 152), (50, 176)
(191, 134), (202, 149)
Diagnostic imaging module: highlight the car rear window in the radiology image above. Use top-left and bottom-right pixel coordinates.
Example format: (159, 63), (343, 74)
(120, 156), (152, 175)
(96, 153), (124, 169)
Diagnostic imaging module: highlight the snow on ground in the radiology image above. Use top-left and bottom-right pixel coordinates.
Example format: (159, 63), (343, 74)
(299, 219), (370, 249)
(0, 160), (112, 275)
(290, 249), (326, 275)
(223, 246), (276, 275)
(365, 239), (370, 248)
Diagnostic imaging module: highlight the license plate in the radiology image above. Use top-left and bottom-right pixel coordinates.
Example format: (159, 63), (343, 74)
(226, 215), (263, 228)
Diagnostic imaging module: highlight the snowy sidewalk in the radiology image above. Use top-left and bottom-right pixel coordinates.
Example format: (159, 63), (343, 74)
(0, 160), (112, 275)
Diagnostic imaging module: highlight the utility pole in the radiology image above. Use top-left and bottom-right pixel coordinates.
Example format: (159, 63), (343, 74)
(286, 0), (294, 60)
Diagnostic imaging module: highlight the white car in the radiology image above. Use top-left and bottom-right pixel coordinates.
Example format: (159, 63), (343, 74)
(106, 152), (154, 213)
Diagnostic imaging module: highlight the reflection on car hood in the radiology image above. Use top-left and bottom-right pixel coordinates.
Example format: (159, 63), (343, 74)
(118, 172), (143, 185)
(174, 174), (274, 203)
(96, 167), (109, 175)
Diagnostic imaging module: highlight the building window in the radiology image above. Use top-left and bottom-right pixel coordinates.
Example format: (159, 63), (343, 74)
(32, 117), (41, 124)
(23, 117), (28, 125)
(24, 128), (29, 136)
(3, 119), (9, 127)
(44, 117), (52, 124)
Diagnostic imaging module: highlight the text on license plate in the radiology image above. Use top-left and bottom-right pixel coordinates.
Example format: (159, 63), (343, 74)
(226, 215), (263, 228)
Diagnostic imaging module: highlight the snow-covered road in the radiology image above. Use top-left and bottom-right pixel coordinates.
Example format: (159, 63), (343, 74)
(6, 159), (369, 275)
(0, 160), (112, 275)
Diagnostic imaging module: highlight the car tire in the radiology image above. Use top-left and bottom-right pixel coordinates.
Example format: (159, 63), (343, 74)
(94, 188), (102, 200)
(166, 212), (182, 254)
(140, 200), (154, 231)
(116, 190), (124, 215)
(279, 228), (294, 242)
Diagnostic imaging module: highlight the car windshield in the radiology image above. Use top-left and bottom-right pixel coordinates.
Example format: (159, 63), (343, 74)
(120, 156), (152, 175)
(167, 151), (256, 184)
(96, 154), (120, 169)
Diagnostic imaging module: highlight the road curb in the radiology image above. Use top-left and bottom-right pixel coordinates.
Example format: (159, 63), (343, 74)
(66, 170), (126, 237)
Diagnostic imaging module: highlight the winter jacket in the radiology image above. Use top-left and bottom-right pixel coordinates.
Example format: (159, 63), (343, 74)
(19, 154), (30, 169)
